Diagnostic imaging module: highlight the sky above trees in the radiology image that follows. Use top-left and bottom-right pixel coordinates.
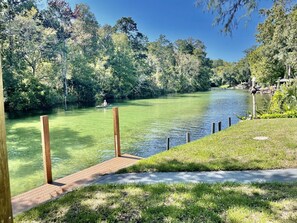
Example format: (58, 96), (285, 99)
(46, 0), (274, 62)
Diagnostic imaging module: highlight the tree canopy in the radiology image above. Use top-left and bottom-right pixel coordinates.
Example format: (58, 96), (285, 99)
(0, 0), (213, 113)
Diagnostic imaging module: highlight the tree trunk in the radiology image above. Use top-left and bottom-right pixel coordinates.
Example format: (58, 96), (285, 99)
(62, 41), (68, 110)
(0, 45), (13, 222)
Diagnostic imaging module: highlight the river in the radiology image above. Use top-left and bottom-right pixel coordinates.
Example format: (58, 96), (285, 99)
(6, 89), (268, 195)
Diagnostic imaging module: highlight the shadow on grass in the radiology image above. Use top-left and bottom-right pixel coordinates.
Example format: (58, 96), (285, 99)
(15, 183), (297, 222)
(119, 158), (269, 173)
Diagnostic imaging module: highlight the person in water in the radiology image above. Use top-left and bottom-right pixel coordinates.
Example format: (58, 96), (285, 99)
(103, 99), (107, 106)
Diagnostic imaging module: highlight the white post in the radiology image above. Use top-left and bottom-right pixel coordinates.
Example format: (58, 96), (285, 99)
(252, 77), (257, 119)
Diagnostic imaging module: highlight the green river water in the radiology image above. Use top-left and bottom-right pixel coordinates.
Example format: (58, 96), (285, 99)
(6, 89), (268, 195)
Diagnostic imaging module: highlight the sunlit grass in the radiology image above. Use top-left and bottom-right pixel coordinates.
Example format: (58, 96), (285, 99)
(15, 183), (297, 222)
(122, 119), (297, 172)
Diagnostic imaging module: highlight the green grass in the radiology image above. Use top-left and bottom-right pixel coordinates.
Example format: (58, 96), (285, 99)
(15, 183), (297, 222)
(122, 119), (297, 173)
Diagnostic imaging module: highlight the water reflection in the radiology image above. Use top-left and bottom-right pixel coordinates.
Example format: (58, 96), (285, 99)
(129, 89), (253, 157)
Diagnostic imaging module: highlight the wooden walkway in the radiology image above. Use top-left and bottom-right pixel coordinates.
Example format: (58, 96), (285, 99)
(12, 154), (141, 215)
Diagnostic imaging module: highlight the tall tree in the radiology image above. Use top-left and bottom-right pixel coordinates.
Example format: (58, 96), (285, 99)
(45, 0), (77, 110)
(148, 35), (176, 92)
(68, 4), (100, 104)
(257, 3), (297, 76)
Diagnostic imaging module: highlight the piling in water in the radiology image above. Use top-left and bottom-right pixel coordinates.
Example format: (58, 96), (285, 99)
(186, 132), (190, 143)
(218, 121), (222, 131)
(166, 137), (170, 150)
(211, 122), (215, 134)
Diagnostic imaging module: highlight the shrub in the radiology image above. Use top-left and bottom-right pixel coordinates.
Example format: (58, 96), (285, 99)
(259, 110), (297, 119)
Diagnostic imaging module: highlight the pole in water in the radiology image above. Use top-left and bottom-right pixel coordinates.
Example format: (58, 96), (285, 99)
(211, 122), (215, 134)
(166, 137), (170, 150)
(186, 132), (190, 143)
(228, 117), (232, 127)
(218, 121), (222, 131)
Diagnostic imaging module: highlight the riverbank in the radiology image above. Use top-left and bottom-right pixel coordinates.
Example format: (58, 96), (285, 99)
(121, 118), (297, 173)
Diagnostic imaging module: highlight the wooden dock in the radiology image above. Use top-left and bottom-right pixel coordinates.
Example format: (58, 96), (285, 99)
(12, 154), (141, 215)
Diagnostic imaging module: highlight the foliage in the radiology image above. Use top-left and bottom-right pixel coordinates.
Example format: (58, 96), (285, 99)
(257, 3), (297, 72)
(15, 183), (297, 222)
(247, 46), (284, 84)
(0, 1), (213, 113)
(268, 81), (297, 113)
(211, 58), (250, 87)
(259, 110), (297, 119)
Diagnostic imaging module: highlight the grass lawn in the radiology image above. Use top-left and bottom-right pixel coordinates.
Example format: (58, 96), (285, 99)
(15, 183), (297, 222)
(122, 119), (297, 173)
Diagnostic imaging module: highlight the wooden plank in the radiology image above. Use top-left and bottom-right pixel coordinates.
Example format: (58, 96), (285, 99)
(0, 45), (13, 222)
(113, 107), (121, 157)
(40, 115), (52, 184)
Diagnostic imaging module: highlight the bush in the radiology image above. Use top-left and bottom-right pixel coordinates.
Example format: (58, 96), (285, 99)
(264, 81), (297, 117)
(259, 110), (297, 119)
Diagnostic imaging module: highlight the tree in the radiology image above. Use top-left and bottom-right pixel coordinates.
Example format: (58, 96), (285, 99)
(147, 35), (176, 92)
(257, 3), (297, 75)
(68, 4), (100, 104)
(247, 46), (284, 84)
(45, 0), (77, 110)
(10, 7), (56, 77)
(174, 38), (210, 91)
(114, 17), (148, 55)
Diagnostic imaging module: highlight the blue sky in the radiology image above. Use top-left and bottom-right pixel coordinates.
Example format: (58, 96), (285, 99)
(64, 0), (271, 62)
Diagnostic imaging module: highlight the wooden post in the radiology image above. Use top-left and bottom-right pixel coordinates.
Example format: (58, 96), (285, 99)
(228, 117), (232, 127)
(186, 132), (190, 143)
(113, 107), (121, 157)
(0, 46), (13, 222)
(218, 121), (222, 131)
(166, 137), (170, 150)
(211, 122), (215, 134)
(40, 115), (52, 184)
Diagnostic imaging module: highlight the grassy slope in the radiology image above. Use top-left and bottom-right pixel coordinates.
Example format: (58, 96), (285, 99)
(122, 119), (297, 173)
(15, 183), (297, 223)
